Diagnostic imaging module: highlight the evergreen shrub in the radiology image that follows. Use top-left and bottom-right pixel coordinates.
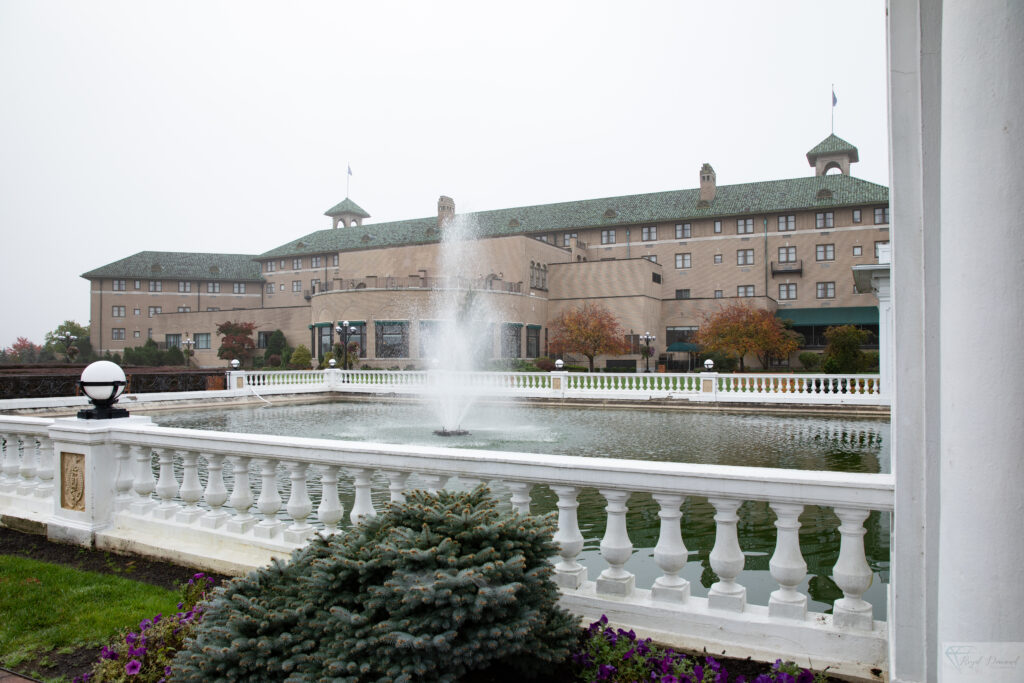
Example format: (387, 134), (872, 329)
(797, 352), (821, 371)
(170, 487), (579, 683)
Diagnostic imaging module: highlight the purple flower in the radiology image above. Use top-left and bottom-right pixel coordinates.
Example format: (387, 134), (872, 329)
(796, 671), (816, 683)
(598, 664), (617, 680)
(128, 645), (146, 657)
(100, 645), (119, 660)
(139, 618), (153, 631)
(754, 676), (773, 683)
(125, 632), (137, 645)
(623, 647), (635, 661)
(165, 665), (172, 675)
(660, 677), (679, 683)
(125, 659), (142, 676)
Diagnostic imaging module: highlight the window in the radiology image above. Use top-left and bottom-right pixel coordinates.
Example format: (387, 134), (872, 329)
(562, 232), (578, 246)
(280, 260), (286, 268)
(265, 261), (275, 272)
(178, 281), (191, 293)
(310, 279), (320, 292)
(166, 334), (181, 349)
(675, 289), (691, 299)
(257, 332), (271, 349)
(737, 218), (754, 234)
(714, 290), (724, 298)
(601, 229), (616, 244)
(375, 322), (409, 358)
(652, 272), (662, 284)
(779, 283), (797, 300)
(177, 306), (191, 313)
(815, 212), (834, 228)
(292, 280), (301, 292)
(817, 281), (836, 299)
(112, 328), (125, 340)
(675, 253), (691, 269)
(853, 245), (863, 256)
(526, 327), (540, 358)
(147, 328), (153, 339)
(233, 283), (246, 294)
(778, 215), (796, 231)
(311, 256), (322, 268)
(666, 326), (698, 344)
(816, 244), (835, 261)
(266, 283), (274, 294)
(675, 223), (691, 239)
(875, 241), (890, 258)
(133, 307), (140, 316)
(501, 324), (522, 358)
(778, 246), (797, 263)
(737, 249), (755, 265)
(643, 254), (657, 263)
(874, 207), (890, 224)
(147, 306), (162, 317)
(149, 280), (162, 292)
(714, 220), (722, 234)
(279, 284), (285, 291)
(332, 254), (339, 267)
(293, 258), (302, 270)
(195, 333), (210, 349)
(205, 307), (219, 312)
(111, 305), (126, 317)
(641, 226), (657, 241)
(737, 285), (755, 297)
(134, 280), (141, 290)
(207, 282), (220, 293)
(112, 279), (126, 291)
(853, 209), (862, 223)
(133, 330), (141, 338)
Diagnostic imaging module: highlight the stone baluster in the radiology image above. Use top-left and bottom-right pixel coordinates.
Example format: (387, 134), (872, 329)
(17, 435), (38, 495)
(651, 493), (689, 602)
(317, 464), (344, 532)
(153, 448), (180, 519)
(768, 502), (808, 619)
(385, 470), (410, 504)
(506, 481), (532, 515)
(0, 433), (21, 491)
(284, 462), (314, 543)
(176, 450), (204, 524)
(113, 444), (135, 510)
(34, 436), (54, 499)
(831, 507), (875, 630)
(597, 489), (634, 596)
(130, 446), (157, 514)
(225, 456), (256, 533)
(708, 497), (746, 611)
(419, 473), (450, 494)
(551, 485), (587, 589)
(349, 467), (377, 524)
(200, 453), (229, 529)
(253, 458), (283, 538)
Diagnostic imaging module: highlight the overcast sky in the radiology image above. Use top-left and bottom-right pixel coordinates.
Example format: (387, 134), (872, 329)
(0, 1), (888, 348)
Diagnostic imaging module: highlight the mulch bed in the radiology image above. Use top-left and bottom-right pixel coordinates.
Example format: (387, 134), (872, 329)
(0, 526), (851, 682)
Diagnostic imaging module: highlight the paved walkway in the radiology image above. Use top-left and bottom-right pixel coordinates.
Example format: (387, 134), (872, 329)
(0, 668), (38, 682)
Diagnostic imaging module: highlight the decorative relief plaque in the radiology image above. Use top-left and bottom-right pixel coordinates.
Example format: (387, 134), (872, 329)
(61, 452), (86, 511)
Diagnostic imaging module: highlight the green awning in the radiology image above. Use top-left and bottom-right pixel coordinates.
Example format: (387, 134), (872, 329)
(667, 342), (700, 352)
(776, 306), (878, 326)
(312, 322), (334, 328)
(375, 320), (407, 325)
(526, 324), (542, 330)
(504, 322), (523, 328)
(338, 320), (365, 327)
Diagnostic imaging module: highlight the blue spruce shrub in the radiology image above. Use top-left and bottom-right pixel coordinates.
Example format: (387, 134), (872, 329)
(170, 486), (579, 682)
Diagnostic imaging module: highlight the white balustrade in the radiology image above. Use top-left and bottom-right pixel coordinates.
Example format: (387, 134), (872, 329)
(651, 493), (689, 602)
(153, 448), (180, 519)
(832, 507), (875, 630)
(253, 458), (283, 538)
(34, 436), (54, 499)
(551, 485), (587, 589)
(176, 450), (204, 524)
(597, 489), (635, 596)
(114, 444), (134, 509)
(317, 464), (344, 531)
(0, 433), (21, 491)
(768, 502), (808, 619)
(130, 445), (157, 514)
(16, 435), (37, 495)
(708, 497), (747, 612)
(506, 480), (532, 515)
(226, 455), (256, 533)
(284, 462), (314, 543)
(384, 469), (410, 503)
(348, 467), (376, 524)
(419, 473), (450, 494)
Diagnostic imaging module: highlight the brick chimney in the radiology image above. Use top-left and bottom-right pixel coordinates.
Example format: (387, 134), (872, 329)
(437, 195), (455, 228)
(699, 163), (717, 203)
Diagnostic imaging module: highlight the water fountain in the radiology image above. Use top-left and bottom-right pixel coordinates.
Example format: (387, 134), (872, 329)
(421, 210), (501, 436)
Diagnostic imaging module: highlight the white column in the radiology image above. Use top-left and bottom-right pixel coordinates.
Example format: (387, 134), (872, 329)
(349, 467), (376, 524)
(651, 493), (689, 602)
(200, 453), (229, 529)
(34, 436), (54, 499)
(130, 445), (157, 515)
(385, 470), (410, 504)
(707, 497), (746, 612)
(768, 502), (807, 620)
(176, 450), (203, 524)
(0, 433), (21, 491)
(506, 481), (532, 515)
(225, 456), (256, 534)
(596, 489), (634, 596)
(832, 507), (874, 631)
(938, 0), (1024, 658)
(253, 458), (283, 538)
(317, 464), (344, 532)
(153, 448), (180, 520)
(113, 444), (134, 510)
(284, 462), (314, 543)
(16, 435), (37, 495)
(551, 485), (587, 589)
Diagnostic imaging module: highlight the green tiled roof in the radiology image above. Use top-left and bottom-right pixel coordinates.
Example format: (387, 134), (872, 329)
(806, 134), (859, 164)
(258, 173), (889, 259)
(324, 197), (370, 218)
(81, 251), (263, 281)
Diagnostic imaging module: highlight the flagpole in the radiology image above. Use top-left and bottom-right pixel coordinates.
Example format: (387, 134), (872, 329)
(347, 162), (351, 197)
(831, 84), (835, 134)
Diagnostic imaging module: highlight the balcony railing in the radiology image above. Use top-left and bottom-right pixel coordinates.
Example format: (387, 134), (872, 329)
(771, 259), (803, 276)
(318, 277), (524, 294)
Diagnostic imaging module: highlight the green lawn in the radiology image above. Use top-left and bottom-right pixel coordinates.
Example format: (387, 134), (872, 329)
(0, 555), (180, 680)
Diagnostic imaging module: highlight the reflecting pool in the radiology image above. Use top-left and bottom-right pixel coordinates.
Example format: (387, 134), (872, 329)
(155, 399), (890, 617)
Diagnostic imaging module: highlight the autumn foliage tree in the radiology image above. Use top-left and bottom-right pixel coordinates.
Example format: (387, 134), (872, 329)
(696, 303), (802, 371)
(216, 321), (257, 366)
(548, 302), (630, 372)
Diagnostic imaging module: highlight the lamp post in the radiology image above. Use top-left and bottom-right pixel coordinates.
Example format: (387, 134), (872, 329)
(59, 332), (78, 363)
(335, 321), (357, 370)
(640, 331), (656, 373)
(181, 338), (195, 368)
(77, 360), (129, 419)
(555, 359), (564, 370)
